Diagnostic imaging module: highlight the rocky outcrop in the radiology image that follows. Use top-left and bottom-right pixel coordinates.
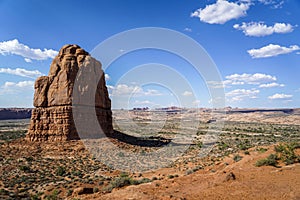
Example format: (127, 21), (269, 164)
(26, 44), (113, 141)
(0, 108), (32, 120)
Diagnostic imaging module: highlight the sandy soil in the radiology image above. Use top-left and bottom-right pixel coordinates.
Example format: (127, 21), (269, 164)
(80, 146), (300, 200)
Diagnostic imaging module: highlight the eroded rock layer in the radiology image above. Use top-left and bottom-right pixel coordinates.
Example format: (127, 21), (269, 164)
(27, 44), (113, 141)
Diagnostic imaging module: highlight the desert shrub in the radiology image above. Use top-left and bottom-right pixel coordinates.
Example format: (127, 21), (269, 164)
(238, 144), (249, 150)
(256, 148), (267, 153)
(244, 150), (250, 155)
(140, 150), (146, 156)
(167, 174), (174, 179)
(138, 178), (151, 184)
(56, 166), (66, 176)
(185, 169), (194, 175)
(127, 177), (150, 185)
(238, 140), (251, 150)
(19, 165), (30, 172)
(233, 154), (243, 162)
(112, 176), (137, 188)
(25, 156), (34, 162)
(255, 154), (278, 167)
(0, 189), (9, 195)
(103, 177), (131, 192)
(186, 165), (203, 175)
(87, 178), (94, 184)
(119, 172), (129, 177)
(30, 195), (39, 200)
(218, 142), (229, 150)
(197, 141), (203, 148)
(71, 170), (82, 177)
(117, 152), (125, 157)
(292, 142), (300, 149)
(274, 144), (285, 153)
(93, 187), (99, 193)
(103, 176), (151, 192)
(193, 165), (203, 172)
(98, 181), (104, 185)
(45, 189), (60, 200)
(274, 143), (300, 165)
(31, 193), (42, 200)
(66, 189), (73, 197)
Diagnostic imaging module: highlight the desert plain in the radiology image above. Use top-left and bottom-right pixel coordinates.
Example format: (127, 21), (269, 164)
(0, 108), (299, 200)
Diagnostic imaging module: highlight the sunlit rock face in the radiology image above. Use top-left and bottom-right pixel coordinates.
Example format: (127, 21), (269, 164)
(27, 44), (113, 141)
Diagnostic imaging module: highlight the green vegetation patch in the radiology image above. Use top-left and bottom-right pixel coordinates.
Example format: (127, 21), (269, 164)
(103, 174), (151, 192)
(256, 142), (300, 167)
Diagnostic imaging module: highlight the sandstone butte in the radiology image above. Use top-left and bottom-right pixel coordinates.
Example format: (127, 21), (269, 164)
(26, 44), (113, 141)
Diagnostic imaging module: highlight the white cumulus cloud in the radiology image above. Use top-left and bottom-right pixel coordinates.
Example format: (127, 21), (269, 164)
(226, 88), (259, 102)
(225, 73), (276, 85)
(24, 58), (32, 63)
(248, 44), (300, 58)
(259, 82), (285, 88)
(0, 67), (44, 79)
(108, 84), (140, 96)
(207, 81), (226, 89)
(3, 81), (34, 88)
(182, 91), (193, 96)
(233, 22), (294, 37)
(0, 80), (34, 95)
(191, 0), (250, 24)
(184, 28), (192, 32)
(258, 0), (285, 8)
(104, 74), (110, 81)
(108, 84), (162, 97)
(0, 39), (58, 61)
(268, 93), (292, 100)
(209, 73), (280, 88)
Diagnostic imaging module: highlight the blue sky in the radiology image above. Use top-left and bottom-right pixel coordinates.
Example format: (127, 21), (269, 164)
(0, 0), (299, 108)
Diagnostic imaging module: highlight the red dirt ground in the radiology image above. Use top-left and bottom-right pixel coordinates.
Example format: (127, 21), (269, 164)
(79, 147), (300, 200)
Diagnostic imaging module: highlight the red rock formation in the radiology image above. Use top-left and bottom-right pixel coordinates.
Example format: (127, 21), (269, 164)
(26, 45), (113, 141)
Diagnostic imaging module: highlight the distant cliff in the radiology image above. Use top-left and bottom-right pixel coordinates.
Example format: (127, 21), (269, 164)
(0, 108), (32, 120)
(226, 108), (295, 114)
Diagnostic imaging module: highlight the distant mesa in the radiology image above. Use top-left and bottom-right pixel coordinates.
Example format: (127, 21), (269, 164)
(226, 108), (294, 114)
(130, 106), (189, 115)
(26, 44), (113, 141)
(132, 107), (149, 111)
(0, 108), (32, 120)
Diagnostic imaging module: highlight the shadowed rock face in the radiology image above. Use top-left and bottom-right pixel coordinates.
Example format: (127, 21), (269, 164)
(27, 44), (113, 141)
